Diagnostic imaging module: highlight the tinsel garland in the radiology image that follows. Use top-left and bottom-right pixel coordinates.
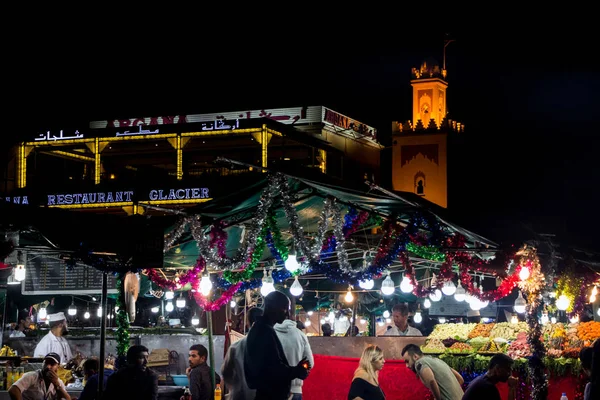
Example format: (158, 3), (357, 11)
(312, 198), (336, 257)
(331, 199), (351, 272)
(277, 174), (312, 258)
(209, 221), (228, 259)
(191, 174), (280, 271)
(406, 242), (446, 262)
(145, 259), (204, 290)
(164, 216), (191, 253)
(264, 207), (289, 264)
(115, 273), (131, 357)
(193, 281), (243, 311)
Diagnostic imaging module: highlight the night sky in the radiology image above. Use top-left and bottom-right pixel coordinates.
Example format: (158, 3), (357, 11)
(3, 27), (599, 250)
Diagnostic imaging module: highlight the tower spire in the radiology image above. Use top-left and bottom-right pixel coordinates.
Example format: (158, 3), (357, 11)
(442, 34), (455, 79)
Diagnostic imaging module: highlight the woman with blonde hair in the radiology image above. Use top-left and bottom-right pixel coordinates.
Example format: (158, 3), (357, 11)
(348, 345), (386, 400)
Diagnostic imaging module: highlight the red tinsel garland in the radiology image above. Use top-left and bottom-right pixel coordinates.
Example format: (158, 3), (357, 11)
(145, 258), (205, 290)
(193, 282), (242, 311)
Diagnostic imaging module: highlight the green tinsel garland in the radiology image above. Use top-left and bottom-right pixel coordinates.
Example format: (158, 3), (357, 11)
(115, 273), (131, 357)
(406, 242), (446, 262)
(222, 233), (265, 283)
(266, 207), (289, 261)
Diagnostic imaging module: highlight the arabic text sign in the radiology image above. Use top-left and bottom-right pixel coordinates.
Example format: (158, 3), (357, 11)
(34, 129), (85, 142)
(323, 108), (377, 139)
(90, 106), (322, 129)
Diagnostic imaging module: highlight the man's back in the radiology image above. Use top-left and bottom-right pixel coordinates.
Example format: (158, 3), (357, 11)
(221, 338), (255, 400)
(103, 365), (158, 400)
(274, 320), (314, 395)
(462, 374), (501, 400)
(415, 357), (463, 400)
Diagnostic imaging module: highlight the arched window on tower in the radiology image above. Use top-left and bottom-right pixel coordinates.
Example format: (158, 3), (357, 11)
(414, 171), (426, 196)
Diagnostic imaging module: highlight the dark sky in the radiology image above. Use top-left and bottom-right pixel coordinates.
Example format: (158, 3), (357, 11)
(4, 27), (599, 250)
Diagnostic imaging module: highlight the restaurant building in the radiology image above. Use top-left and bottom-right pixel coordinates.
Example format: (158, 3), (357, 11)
(3, 106), (382, 215)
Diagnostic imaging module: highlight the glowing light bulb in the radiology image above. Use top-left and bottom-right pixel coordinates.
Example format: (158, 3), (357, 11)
(38, 307), (47, 320)
(230, 299), (237, 308)
(541, 312), (549, 325)
(304, 319), (311, 327)
(424, 298), (431, 309)
(551, 317), (557, 324)
(413, 311), (422, 324)
(191, 314), (200, 325)
(511, 314), (519, 324)
(429, 289), (442, 302)
(454, 282), (466, 302)
(344, 287), (354, 303)
(360, 318), (366, 324)
(84, 311), (90, 319)
(358, 279), (374, 290)
(519, 266), (530, 281)
(556, 294), (570, 311)
(176, 294), (186, 308)
(439, 317), (446, 323)
(165, 301), (174, 312)
(151, 307), (159, 313)
(569, 315), (579, 324)
(597, 308), (600, 317)
(97, 307), (102, 317)
(290, 276), (303, 297)
(200, 275), (213, 296)
(381, 273), (395, 295)
(14, 265), (26, 282)
(284, 253), (299, 273)
(441, 280), (456, 296)
(383, 310), (390, 318)
(514, 291), (527, 313)
(400, 276), (414, 293)
(165, 291), (175, 300)
(68, 301), (77, 316)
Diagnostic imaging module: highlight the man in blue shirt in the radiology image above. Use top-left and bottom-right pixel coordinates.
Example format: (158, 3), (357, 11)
(76, 358), (113, 400)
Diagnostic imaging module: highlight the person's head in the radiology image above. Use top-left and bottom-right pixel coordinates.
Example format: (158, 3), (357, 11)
(357, 345), (385, 383)
(82, 358), (100, 379)
(401, 344), (423, 373)
(487, 353), (514, 382)
(48, 312), (69, 336)
(126, 345), (149, 370)
(322, 323), (332, 336)
(189, 344), (208, 368)
(580, 347), (594, 377)
(263, 290), (290, 324)
(42, 352), (61, 377)
(247, 307), (263, 327)
(392, 303), (409, 330)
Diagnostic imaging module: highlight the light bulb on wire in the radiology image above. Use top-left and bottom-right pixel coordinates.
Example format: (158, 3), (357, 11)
(519, 265), (530, 281)
(200, 274), (213, 296)
(514, 290), (527, 313)
(441, 280), (456, 296)
(400, 275), (414, 293)
(380, 272), (395, 296)
(290, 276), (303, 297)
(454, 281), (466, 302)
(344, 286), (354, 303)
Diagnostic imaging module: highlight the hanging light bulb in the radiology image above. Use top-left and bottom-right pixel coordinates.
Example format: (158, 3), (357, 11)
(304, 319), (311, 327)
(441, 280), (457, 296)
(165, 301), (174, 312)
(14, 264), (26, 282)
(84, 302), (90, 319)
(429, 289), (442, 302)
(386, 318), (392, 323)
(454, 281), (466, 302)
(307, 311), (313, 316)
(260, 269), (275, 297)
(151, 306), (159, 313)
(344, 286), (354, 303)
(38, 307), (47, 320)
(176, 293), (186, 308)
(381, 272), (395, 296)
(191, 313), (200, 326)
(423, 298), (431, 309)
(569, 315), (579, 324)
(67, 296), (77, 316)
(359, 279), (374, 290)
(320, 318), (326, 325)
(200, 274), (213, 297)
(541, 312), (549, 325)
(230, 299), (237, 308)
(97, 306), (102, 317)
(551, 316), (557, 324)
(470, 298), (483, 311)
(519, 265), (530, 281)
(510, 313), (519, 324)
(290, 276), (303, 297)
(400, 275), (414, 293)
(439, 317), (446, 324)
(514, 290), (527, 313)
(382, 310), (390, 319)
(165, 291), (175, 300)
(413, 305), (422, 324)
(556, 294), (570, 311)
(285, 244), (300, 273)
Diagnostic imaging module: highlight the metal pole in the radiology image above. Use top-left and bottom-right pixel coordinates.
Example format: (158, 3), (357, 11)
(97, 271), (108, 399)
(206, 310), (216, 389)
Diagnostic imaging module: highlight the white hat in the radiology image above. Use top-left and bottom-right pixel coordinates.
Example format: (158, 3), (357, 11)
(48, 312), (66, 322)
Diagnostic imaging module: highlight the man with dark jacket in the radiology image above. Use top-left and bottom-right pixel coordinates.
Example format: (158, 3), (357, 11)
(76, 358), (114, 400)
(244, 290), (309, 400)
(103, 345), (158, 400)
(187, 344), (215, 400)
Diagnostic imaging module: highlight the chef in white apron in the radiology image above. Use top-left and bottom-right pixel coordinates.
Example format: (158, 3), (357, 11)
(33, 312), (73, 364)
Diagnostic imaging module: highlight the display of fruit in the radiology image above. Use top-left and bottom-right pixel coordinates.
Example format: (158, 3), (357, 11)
(442, 338), (459, 348)
(0, 345), (16, 356)
(489, 322), (528, 340)
(429, 323), (476, 341)
(468, 336), (490, 351)
(447, 342), (474, 354)
(478, 339), (505, 353)
(468, 323), (495, 338)
(421, 338), (447, 354)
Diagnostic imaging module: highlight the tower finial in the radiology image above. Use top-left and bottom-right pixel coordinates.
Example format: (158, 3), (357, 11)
(442, 34), (455, 79)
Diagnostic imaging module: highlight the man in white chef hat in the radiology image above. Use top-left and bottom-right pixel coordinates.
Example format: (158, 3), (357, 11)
(33, 312), (73, 364)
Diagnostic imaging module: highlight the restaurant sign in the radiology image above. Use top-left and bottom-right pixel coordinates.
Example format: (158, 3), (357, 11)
(46, 186), (210, 206)
(322, 107), (377, 140)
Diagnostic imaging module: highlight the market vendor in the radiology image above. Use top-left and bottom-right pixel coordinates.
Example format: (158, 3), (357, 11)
(33, 312), (73, 364)
(383, 304), (422, 336)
